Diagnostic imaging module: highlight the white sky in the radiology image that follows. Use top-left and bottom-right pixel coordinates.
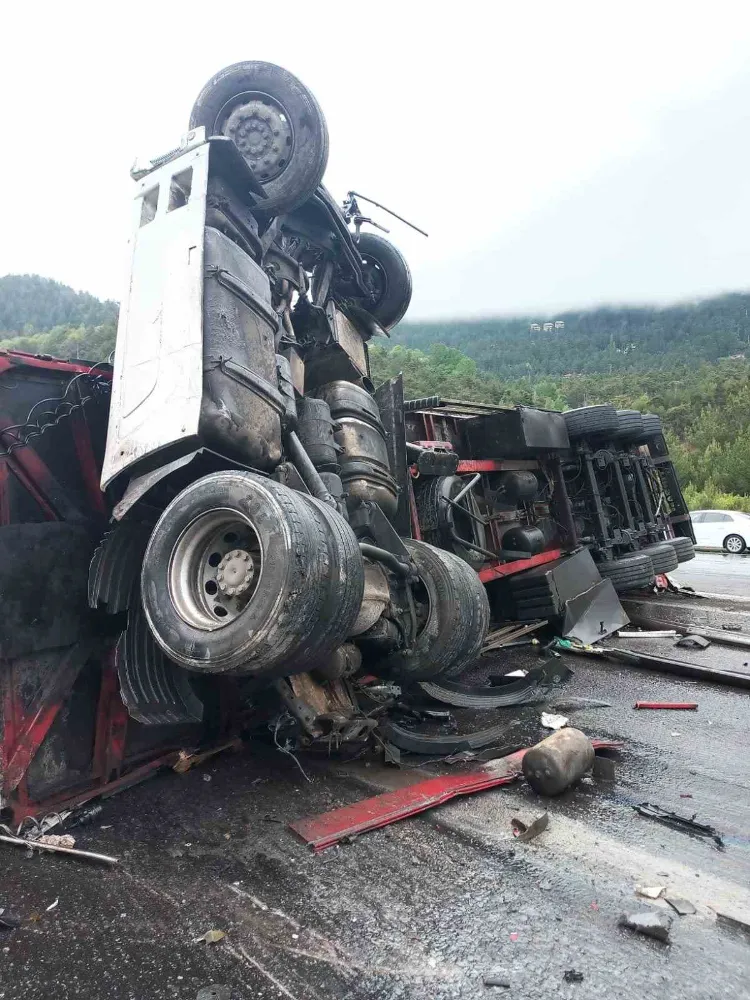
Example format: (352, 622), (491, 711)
(3, 1), (750, 320)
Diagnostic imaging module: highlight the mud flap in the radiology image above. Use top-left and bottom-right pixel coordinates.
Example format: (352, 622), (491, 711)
(116, 605), (204, 726)
(562, 578), (628, 645)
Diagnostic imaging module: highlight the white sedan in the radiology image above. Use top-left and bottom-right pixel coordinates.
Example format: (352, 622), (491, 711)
(690, 510), (750, 553)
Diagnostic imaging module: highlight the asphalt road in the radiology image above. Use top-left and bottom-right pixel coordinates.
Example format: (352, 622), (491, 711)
(2, 632), (749, 1000)
(671, 550), (750, 598)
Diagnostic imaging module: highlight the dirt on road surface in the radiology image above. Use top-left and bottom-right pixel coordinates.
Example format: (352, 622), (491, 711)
(2, 633), (749, 1000)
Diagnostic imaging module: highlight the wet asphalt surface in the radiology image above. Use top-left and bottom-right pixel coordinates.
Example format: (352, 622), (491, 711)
(671, 550), (750, 599)
(2, 593), (750, 999)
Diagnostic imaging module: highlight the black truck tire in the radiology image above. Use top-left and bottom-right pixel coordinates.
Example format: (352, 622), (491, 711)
(189, 61), (329, 215)
(640, 413), (663, 440)
(639, 541), (679, 574)
(563, 404), (618, 440)
(141, 471), (364, 675)
(597, 553), (655, 593)
(351, 233), (413, 330)
(613, 409), (645, 442)
(379, 540), (489, 682)
(667, 536), (696, 563)
(414, 474), (487, 569)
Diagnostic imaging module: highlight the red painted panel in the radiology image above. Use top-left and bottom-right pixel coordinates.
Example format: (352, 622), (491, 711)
(478, 549), (562, 583)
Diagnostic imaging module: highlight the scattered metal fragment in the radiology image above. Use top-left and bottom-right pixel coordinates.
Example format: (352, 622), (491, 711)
(634, 702), (697, 711)
(664, 896), (696, 916)
(675, 635), (711, 650)
(619, 910), (672, 942)
(617, 630), (678, 639)
(633, 803), (724, 848)
(564, 970), (585, 983)
(45, 899), (59, 912)
(540, 712), (569, 730)
(484, 976), (511, 988)
(194, 929), (226, 945)
(511, 812), (549, 842)
(0, 832), (118, 865)
(635, 885), (665, 900)
(173, 738), (243, 774)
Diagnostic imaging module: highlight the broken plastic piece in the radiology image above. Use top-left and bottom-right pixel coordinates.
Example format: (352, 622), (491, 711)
(619, 910), (672, 942)
(564, 970), (584, 983)
(635, 885), (665, 899)
(484, 976), (511, 988)
(511, 812), (549, 842)
(633, 802), (724, 848)
(664, 896), (696, 916)
(0, 909), (22, 929)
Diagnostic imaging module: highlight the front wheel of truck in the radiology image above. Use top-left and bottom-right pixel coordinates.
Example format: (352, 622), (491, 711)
(141, 471), (364, 676)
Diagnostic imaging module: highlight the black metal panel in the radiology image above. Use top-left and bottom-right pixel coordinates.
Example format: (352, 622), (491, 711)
(462, 406), (569, 458)
(373, 376), (411, 536)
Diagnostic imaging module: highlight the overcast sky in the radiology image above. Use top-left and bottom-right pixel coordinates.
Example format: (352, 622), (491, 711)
(3, 2), (750, 320)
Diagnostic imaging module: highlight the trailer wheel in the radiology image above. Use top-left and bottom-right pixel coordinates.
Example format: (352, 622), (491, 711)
(414, 475), (487, 569)
(377, 540), (489, 681)
(563, 404), (618, 440)
(640, 413), (663, 440)
(597, 553), (655, 593)
(613, 409), (645, 443)
(189, 61), (329, 215)
(667, 536), (695, 563)
(639, 541), (679, 575)
(141, 471), (364, 675)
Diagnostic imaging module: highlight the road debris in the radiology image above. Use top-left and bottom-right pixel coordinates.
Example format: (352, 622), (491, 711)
(0, 832), (118, 865)
(522, 727), (595, 796)
(173, 738), (243, 774)
(511, 812), (549, 842)
(664, 896), (697, 916)
(194, 929), (226, 945)
(548, 697), (611, 711)
(617, 630), (678, 639)
(619, 910), (673, 942)
(540, 712), (568, 730)
(675, 635), (711, 650)
(45, 899), (59, 912)
(564, 970), (585, 983)
(635, 885), (665, 899)
(38, 834), (76, 848)
(593, 756), (617, 780)
(0, 909), (22, 929)
(632, 802), (724, 848)
(634, 702), (698, 710)
(197, 988), (232, 1000)
(483, 975), (511, 988)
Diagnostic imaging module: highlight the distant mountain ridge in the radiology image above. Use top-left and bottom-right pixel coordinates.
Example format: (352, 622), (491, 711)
(394, 292), (750, 378)
(0, 274), (118, 334)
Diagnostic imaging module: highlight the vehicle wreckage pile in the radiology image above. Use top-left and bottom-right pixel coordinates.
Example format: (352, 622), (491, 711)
(0, 62), (696, 824)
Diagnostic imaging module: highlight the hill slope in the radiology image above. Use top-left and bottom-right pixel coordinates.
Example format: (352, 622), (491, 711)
(395, 293), (750, 378)
(0, 274), (118, 334)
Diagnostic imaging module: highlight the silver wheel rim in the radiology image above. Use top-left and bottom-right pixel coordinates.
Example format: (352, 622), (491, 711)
(726, 535), (744, 553)
(168, 508), (262, 630)
(216, 91), (294, 182)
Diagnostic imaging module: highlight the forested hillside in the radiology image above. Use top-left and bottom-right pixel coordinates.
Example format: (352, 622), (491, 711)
(395, 294), (750, 378)
(2, 272), (750, 507)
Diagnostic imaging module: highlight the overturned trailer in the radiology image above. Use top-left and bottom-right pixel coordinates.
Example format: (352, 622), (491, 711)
(0, 61), (695, 823)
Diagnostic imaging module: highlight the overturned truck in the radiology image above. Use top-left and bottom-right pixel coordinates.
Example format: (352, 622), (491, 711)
(0, 62), (694, 823)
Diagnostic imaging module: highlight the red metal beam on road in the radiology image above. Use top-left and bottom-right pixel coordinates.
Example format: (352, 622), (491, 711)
(634, 702), (698, 710)
(478, 549), (562, 583)
(0, 351), (112, 378)
(290, 739), (623, 852)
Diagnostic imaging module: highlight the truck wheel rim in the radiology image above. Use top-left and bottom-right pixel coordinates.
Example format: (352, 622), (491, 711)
(168, 508), (262, 630)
